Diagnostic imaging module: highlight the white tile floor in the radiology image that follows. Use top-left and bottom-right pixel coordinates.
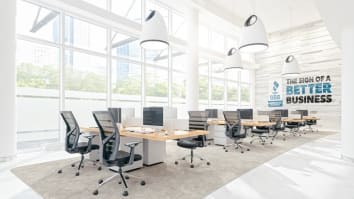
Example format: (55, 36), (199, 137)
(1, 134), (353, 199)
(206, 133), (354, 199)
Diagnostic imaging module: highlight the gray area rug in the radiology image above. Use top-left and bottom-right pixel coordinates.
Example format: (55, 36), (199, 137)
(11, 131), (335, 199)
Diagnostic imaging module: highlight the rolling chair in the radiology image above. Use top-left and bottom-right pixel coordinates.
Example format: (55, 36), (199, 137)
(92, 111), (145, 197)
(223, 111), (250, 153)
(284, 121), (301, 136)
(250, 125), (270, 145)
(174, 111), (210, 168)
(57, 111), (101, 176)
(304, 119), (318, 133)
(269, 110), (286, 142)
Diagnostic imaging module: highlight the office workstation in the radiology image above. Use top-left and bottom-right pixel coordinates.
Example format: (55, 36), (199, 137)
(1, 0), (354, 199)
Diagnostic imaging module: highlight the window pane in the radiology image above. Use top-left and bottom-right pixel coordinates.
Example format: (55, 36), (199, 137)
(211, 62), (224, 78)
(241, 84), (251, 105)
(211, 31), (225, 52)
(199, 76), (209, 102)
(241, 69), (251, 83)
(145, 49), (168, 67)
(112, 0), (141, 23)
(211, 78), (224, 103)
(199, 58), (209, 75)
(65, 16), (106, 53)
(16, 40), (60, 147)
(145, 67), (168, 102)
(172, 12), (186, 39)
(16, 1), (60, 43)
(227, 82), (238, 103)
(199, 25), (208, 48)
(64, 50), (106, 94)
(82, 0), (107, 9)
(112, 32), (141, 60)
(112, 60), (141, 98)
(226, 69), (239, 81)
(172, 72), (186, 100)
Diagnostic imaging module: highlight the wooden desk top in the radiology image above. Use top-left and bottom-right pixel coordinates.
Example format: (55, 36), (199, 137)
(241, 121), (276, 127)
(282, 118), (305, 122)
(303, 116), (320, 120)
(207, 119), (275, 127)
(81, 127), (208, 142)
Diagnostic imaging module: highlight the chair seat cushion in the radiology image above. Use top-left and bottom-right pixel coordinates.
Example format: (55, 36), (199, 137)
(285, 125), (298, 129)
(107, 151), (142, 167)
(75, 142), (100, 153)
(252, 129), (268, 134)
(177, 139), (198, 149)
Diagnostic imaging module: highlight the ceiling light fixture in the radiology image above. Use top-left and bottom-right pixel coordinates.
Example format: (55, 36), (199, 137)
(224, 48), (243, 71)
(239, 15), (268, 53)
(282, 55), (300, 77)
(140, 10), (169, 50)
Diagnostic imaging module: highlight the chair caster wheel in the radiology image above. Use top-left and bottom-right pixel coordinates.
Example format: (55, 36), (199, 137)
(206, 162), (210, 165)
(125, 176), (129, 180)
(200, 158), (204, 161)
(247, 149), (250, 151)
(182, 157), (185, 160)
(75, 172), (79, 176)
(98, 179), (103, 184)
(262, 143), (265, 145)
(71, 164), (75, 167)
(140, 181), (146, 186)
(223, 147), (226, 149)
(123, 191), (129, 196)
(190, 164), (194, 168)
(241, 151), (244, 154)
(93, 190), (98, 195)
(118, 181), (122, 184)
(174, 161), (178, 165)
(57, 170), (62, 174)
(81, 165), (84, 168)
(270, 142), (273, 144)
(97, 166), (102, 171)
(225, 150), (228, 152)
(283, 138), (286, 141)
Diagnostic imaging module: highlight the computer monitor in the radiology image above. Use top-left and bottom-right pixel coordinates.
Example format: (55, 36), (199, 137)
(205, 109), (218, 118)
(296, 110), (309, 118)
(108, 107), (121, 123)
(237, 109), (253, 120)
(143, 107), (163, 126)
(274, 109), (288, 117)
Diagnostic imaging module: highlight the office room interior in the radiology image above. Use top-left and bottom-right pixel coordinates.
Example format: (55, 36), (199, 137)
(1, 0), (354, 198)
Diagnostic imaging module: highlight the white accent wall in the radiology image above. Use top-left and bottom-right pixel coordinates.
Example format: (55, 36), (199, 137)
(255, 21), (341, 132)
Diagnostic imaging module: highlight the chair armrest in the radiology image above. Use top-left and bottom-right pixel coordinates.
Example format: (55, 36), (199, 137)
(124, 142), (141, 165)
(81, 133), (98, 153)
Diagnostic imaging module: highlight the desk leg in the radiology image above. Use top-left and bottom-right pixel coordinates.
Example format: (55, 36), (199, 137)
(143, 139), (166, 166)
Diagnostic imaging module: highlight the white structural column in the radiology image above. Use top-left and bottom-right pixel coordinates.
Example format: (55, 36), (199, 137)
(186, 8), (199, 110)
(0, 0), (16, 161)
(341, 27), (354, 160)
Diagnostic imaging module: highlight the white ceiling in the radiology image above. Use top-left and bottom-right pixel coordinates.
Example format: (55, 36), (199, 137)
(204, 0), (322, 33)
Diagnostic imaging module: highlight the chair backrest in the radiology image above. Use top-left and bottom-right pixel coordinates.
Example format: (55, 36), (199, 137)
(269, 110), (282, 129)
(223, 111), (242, 138)
(188, 111), (208, 147)
(60, 111), (81, 152)
(92, 111), (120, 166)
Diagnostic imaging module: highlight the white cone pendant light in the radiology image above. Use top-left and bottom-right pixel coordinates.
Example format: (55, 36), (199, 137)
(282, 55), (300, 77)
(239, 15), (268, 53)
(140, 10), (169, 50)
(224, 48), (243, 71)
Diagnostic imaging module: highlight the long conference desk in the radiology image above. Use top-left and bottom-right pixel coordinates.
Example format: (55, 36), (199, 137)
(81, 126), (208, 170)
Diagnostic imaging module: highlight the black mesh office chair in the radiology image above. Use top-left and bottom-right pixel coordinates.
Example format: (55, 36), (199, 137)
(285, 121), (301, 136)
(57, 111), (101, 176)
(174, 111), (210, 168)
(223, 111), (250, 153)
(250, 124), (270, 145)
(92, 111), (145, 197)
(269, 110), (286, 142)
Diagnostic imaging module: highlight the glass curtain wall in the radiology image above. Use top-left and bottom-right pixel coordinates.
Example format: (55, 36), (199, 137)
(15, 0), (252, 150)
